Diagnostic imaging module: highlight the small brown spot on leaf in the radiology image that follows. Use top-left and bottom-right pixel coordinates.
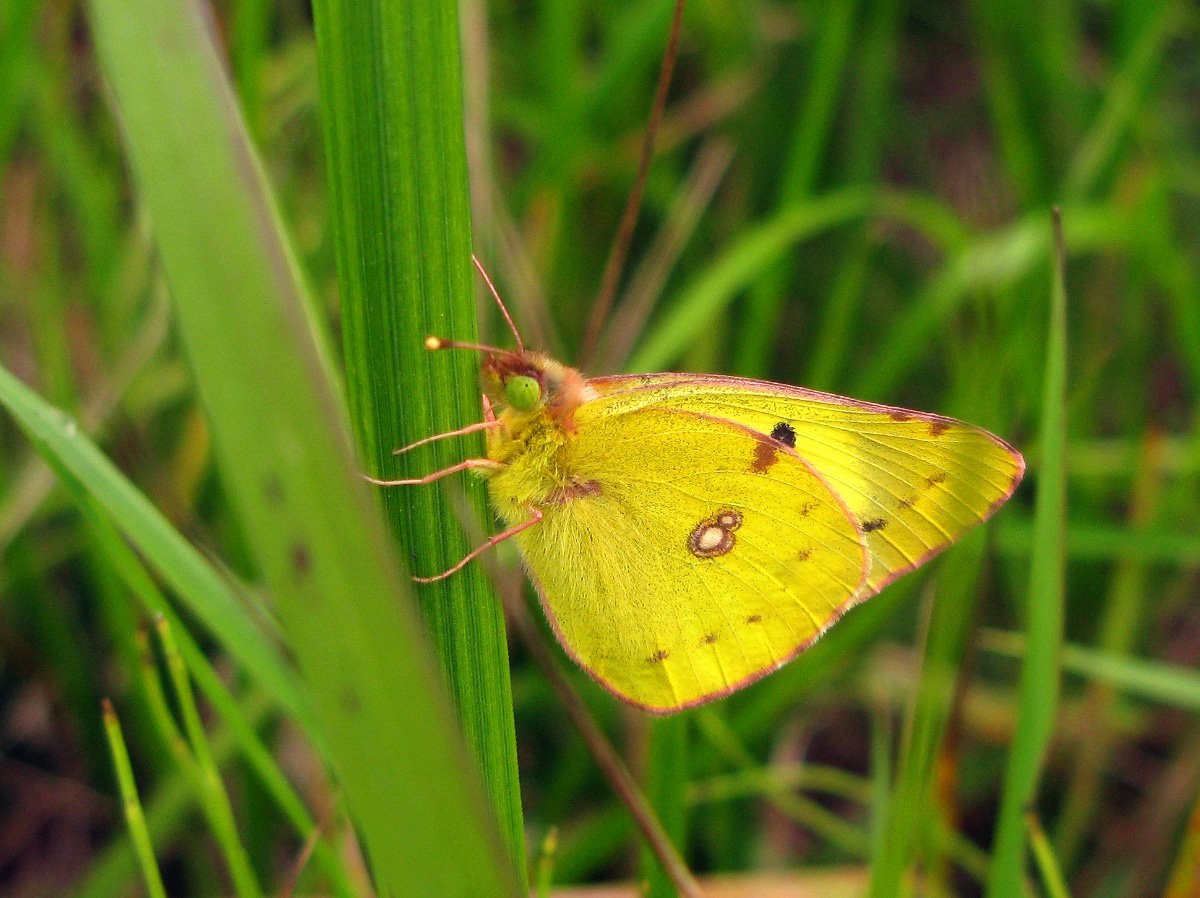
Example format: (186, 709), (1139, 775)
(648, 649), (670, 664)
(263, 476), (284, 505)
(291, 543), (312, 578)
(862, 518), (888, 533)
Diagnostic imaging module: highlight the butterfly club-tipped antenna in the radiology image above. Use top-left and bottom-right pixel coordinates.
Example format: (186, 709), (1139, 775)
(423, 256), (528, 361)
(472, 254), (525, 355)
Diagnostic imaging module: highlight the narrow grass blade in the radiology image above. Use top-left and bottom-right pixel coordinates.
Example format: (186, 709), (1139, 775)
(0, 363), (310, 731)
(985, 211), (1068, 897)
(737, 0), (858, 376)
(1026, 810), (1072, 898)
(101, 699), (168, 898)
(79, 499), (354, 897)
(154, 616), (263, 898)
(1063, 1), (1182, 198)
(641, 715), (690, 898)
(868, 532), (987, 897)
(1164, 786), (1200, 898)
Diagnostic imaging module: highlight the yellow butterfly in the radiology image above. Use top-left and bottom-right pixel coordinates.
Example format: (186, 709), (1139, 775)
(372, 260), (1025, 714)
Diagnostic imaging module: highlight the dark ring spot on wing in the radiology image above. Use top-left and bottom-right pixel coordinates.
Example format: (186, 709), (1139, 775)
(688, 509), (743, 558)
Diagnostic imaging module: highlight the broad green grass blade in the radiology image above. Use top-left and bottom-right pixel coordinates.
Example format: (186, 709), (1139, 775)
(985, 213), (1068, 897)
(85, 0), (520, 893)
(310, 0), (525, 868)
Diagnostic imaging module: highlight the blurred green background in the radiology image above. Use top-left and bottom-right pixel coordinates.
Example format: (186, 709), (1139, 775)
(1, 0), (1197, 896)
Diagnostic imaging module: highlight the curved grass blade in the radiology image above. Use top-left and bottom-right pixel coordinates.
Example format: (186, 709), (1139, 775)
(0, 363), (311, 732)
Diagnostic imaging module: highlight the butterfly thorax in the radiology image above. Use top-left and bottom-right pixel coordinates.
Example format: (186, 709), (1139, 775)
(480, 351), (599, 526)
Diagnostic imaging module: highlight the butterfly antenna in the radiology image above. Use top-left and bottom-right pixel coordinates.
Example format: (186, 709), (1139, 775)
(472, 254), (525, 355)
(424, 335), (517, 357)
(578, 0), (687, 368)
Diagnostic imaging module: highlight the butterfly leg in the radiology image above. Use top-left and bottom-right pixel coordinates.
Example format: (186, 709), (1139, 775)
(387, 418), (503, 457)
(413, 505), (544, 583)
(363, 457), (503, 487)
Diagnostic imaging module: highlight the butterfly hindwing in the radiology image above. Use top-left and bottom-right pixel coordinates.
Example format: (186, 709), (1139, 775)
(507, 404), (869, 713)
(588, 374), (1025, 597)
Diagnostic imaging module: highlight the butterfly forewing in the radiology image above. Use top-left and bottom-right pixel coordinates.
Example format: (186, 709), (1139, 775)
(506, 404), (869, 713)
(588, 374), (1025, 597)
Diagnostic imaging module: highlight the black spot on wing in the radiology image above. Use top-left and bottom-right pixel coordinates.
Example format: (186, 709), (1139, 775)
(862, 518), (888, 533)
(770, 422), (797, 447)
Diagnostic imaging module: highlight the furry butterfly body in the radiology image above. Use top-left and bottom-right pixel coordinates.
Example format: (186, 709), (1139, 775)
(443, 346), (1025, 714)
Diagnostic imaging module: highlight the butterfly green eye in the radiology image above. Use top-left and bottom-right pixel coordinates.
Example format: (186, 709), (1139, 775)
(505, 375), (542, 411)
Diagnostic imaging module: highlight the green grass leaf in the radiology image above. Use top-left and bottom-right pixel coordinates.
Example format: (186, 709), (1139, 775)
(84, 0), (521, 892)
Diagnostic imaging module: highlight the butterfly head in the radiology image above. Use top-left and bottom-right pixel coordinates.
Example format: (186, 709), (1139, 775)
(425, 333), (596, 429)
(483, 351), (595, 430)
